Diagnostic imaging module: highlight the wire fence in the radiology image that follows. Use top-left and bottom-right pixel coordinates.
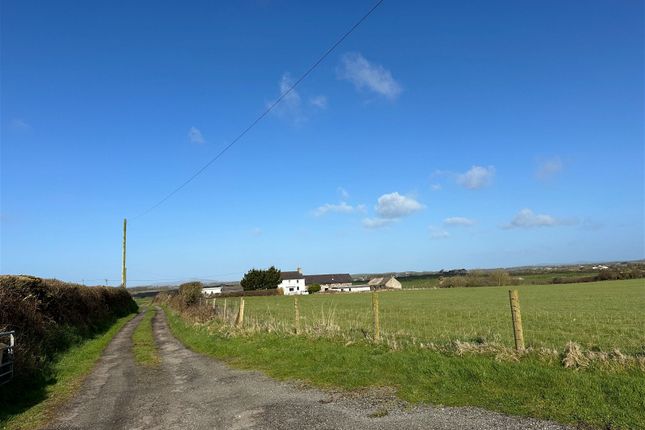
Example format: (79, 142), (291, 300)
(205, 281), (645, 355)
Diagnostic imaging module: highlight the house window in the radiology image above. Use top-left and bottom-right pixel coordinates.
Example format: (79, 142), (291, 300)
(297, 287), (300, 290)
(289, 288), (294, 292)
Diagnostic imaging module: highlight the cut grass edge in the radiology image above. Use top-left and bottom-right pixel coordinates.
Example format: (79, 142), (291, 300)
(162, 306), (645, 430)
(0, 313), (136, 430)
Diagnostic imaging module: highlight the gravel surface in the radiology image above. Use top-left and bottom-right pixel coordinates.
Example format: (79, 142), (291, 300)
(46, 308), (571, 430)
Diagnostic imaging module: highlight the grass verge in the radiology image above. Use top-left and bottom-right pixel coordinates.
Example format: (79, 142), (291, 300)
(132, 308), (160, 367)
(163, 306), (645, 429)
(0, 313), (136, 430)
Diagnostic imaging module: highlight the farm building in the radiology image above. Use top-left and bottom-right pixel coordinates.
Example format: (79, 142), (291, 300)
(329, 284), (371, 293)
(304, 273), (352, 292)
(277, 269), (353, 295)
(201, 283), (243, 296)
(368, 276), (402, 290)
(278, 270), (307, 295)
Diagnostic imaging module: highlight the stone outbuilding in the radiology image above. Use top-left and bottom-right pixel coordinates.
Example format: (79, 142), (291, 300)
(368, 276), (402, 290)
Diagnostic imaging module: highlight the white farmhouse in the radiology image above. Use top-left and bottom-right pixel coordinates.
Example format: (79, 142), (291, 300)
(278, 270), (307, 295)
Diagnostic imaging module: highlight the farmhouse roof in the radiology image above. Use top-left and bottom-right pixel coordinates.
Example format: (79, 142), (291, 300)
(368, 276), (394, 286)
(304, 274), (352, 285)
(280, 271), (304, 280)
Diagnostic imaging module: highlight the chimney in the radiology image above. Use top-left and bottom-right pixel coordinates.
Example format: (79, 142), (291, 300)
(297, 266), (302, 274)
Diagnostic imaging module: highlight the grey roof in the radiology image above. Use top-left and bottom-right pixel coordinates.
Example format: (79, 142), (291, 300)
(280, 271), (304, 281)
(305, 274), (352, 285)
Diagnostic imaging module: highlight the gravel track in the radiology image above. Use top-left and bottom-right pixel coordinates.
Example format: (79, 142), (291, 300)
(46, 307), (570, 430)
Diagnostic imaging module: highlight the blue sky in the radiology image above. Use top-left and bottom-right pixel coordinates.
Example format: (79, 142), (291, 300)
(1, 1), (643, 286)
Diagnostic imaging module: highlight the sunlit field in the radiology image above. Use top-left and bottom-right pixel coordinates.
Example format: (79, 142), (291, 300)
(232, 279), (645, 354)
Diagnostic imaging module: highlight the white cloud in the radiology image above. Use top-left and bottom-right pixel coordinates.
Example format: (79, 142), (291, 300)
(314, 202), (365, 217)
(338, 187), (350, 200)
(188, 127), (205, 144)
(504, 208), (576, 229)
(338, 52), (402, 100)
(375, 192), (424, 219)
(268, 73), (304, 122)
(250, 227), (263, 237)
(536, 157), (563, 181)
(310, 95), (328, 109)
(444, 217), (475, 227)
(362, 218), (394, 229)
(431, 184), (442, 191)
(429, 226), (450, 239)
(457, 165), (495, 189)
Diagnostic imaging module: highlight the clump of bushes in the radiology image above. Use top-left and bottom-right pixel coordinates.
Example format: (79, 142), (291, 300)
(307, 284), (321, 294)
(0, 275), (138, 386)
(439, 271), (520, 288)
(179, 282), (203, 306)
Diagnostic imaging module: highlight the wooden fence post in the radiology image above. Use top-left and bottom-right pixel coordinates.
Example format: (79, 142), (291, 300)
(223, 299), (227, 320)
(235, 298), (245, 327)
(508, 289), (525, 351)
(211, 298), (217, 309)
(372, 291), (380, 343)
(294, 296), (301, 335)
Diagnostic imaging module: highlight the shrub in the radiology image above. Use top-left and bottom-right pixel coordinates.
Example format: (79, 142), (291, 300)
(179, 282), (203, 306)
(0, 275), (137, 385)
(307, 284), (321, 294)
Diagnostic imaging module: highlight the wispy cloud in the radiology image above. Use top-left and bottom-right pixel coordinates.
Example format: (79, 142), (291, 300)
(338, 52), (402, 100)
(431, 184), (442, 191)
(188, 127), (205, 144)
(9, 118), (30, 131)
(250, 227), (263, 237)
(444, 217), (475, 227)
(375, 192), (424, 219)
(314, 202), (365, 217)
(504, 208), (577, 229)
(338, 187), (350, 201)
(429, 226), (450, 239)
(362, 218), (394, 229)
(270, 73), (327, 123)
(457, 165), (495, 189)
(268, 73), (304, 122)
(310, 95), (328, 109)
(536, 157), (563, 181)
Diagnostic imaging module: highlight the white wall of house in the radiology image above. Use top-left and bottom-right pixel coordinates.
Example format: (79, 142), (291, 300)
(331, 285), (371, 293)
(202, 286), (223, 296)
(319, 282), (352, 292)
(278, 278), (307, 295)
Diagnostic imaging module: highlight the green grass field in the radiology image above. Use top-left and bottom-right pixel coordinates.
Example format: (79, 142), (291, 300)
(232, 279), (644, 354)
(165, 303), (645, 429)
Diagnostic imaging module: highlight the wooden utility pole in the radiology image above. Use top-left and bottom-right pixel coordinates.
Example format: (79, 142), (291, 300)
(121, 218), (127, 288)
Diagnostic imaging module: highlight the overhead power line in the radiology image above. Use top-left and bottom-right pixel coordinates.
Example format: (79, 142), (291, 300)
(132, 0), (384, 220)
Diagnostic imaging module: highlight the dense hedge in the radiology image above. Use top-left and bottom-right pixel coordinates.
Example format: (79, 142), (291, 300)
(0, 275), (138, 384)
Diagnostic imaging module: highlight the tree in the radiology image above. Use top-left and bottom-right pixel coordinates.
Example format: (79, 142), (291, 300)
(240, 266), (281, 291)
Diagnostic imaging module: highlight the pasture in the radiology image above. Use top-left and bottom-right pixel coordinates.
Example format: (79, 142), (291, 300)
(235, 279), (644, 354)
